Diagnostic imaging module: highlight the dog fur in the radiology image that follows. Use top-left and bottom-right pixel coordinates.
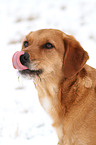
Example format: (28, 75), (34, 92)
(21, 29), (96, 145)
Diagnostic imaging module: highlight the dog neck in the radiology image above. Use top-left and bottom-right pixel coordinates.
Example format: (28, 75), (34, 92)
(34, 73), (63, 121)
(33, 66), (90, 122)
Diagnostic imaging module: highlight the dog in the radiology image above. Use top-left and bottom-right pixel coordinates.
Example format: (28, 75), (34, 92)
(12, 29), (96, 145)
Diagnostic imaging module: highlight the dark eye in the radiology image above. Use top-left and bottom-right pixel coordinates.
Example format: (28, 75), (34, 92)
(42, 43), (54, 49)
(24, 41), (28, 48)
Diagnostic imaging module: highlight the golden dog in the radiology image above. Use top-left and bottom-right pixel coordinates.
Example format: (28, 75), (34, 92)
(13, 29), (96, 145)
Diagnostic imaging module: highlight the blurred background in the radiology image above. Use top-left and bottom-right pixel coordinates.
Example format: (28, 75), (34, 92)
(0, 0), (96, 144)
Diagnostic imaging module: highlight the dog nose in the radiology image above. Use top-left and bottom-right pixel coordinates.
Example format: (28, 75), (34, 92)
(20, 52), (29, 66)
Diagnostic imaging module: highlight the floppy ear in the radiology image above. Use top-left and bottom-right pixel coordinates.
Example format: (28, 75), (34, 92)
(63, 35), (89, 78)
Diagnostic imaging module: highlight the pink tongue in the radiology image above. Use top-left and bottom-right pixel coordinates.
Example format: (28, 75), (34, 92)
(12, 51), (28, 70)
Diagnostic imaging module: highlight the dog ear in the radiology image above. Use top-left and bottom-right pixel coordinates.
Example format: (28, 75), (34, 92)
(63, 35), (89, 78)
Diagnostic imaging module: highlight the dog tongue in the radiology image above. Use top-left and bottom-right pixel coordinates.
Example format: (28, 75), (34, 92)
(12, 51), (28, 70)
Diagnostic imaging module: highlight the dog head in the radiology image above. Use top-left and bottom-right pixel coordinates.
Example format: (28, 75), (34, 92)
(12, 29), (89, 79)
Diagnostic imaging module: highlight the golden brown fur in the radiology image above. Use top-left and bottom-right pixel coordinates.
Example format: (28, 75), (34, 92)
(21, 29), (96, 145)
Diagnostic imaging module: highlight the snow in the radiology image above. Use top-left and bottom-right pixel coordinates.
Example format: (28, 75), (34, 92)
(0, 0), (96, 144)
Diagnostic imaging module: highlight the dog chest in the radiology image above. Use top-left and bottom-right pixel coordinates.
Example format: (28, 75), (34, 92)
(40, 96), (52, 113)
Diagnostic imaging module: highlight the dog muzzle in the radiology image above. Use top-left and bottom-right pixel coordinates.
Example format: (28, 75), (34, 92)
(12, 51), (29, 70)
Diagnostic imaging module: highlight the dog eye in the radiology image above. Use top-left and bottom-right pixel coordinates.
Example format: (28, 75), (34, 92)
(42, 43), (54, 49)
(24, 41), (28, 48)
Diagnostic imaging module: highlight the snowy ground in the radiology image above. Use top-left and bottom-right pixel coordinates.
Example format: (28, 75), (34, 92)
(0, 0), (96, 145)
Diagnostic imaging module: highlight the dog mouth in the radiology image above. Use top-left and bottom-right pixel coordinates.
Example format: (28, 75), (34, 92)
(19, 69), (43, 76)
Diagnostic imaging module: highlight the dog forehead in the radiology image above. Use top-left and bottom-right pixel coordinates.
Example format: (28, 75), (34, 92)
(27, 29), (63, 41)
